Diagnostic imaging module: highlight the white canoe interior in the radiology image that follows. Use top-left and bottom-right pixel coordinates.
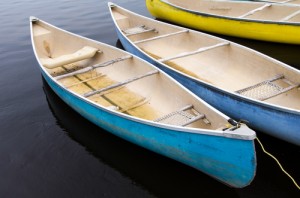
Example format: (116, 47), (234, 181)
(163, 0), (300, 22)
(256, 0), (300, 6)
(110, 5), (300, 110)
(31, 19), (235, 131)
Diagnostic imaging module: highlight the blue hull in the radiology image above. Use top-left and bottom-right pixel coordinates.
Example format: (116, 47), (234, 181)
(116, 29), (300, 146)
(42, 69), (255, 188)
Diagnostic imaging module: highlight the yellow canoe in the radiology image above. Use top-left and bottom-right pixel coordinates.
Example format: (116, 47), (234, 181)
(146, 0), (300, 44)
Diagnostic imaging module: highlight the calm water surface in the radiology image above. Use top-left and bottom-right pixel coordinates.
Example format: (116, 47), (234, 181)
(0, 0), (299, 197)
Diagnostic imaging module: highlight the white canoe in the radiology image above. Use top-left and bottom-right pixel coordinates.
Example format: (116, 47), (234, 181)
(30, 17), (256, 188)
(109, 3), (300, 146)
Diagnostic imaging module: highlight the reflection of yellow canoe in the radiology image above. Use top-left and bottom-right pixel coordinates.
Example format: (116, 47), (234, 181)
(146, 0), (300, 44)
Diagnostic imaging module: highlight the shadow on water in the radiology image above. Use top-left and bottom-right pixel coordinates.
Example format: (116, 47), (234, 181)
(42, 78), (240, 198)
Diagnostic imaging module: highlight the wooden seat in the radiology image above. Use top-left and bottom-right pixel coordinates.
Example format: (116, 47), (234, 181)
(41, 46), (99, 69)
(235, 74), (299, 101)
(154, 105), (206, 126)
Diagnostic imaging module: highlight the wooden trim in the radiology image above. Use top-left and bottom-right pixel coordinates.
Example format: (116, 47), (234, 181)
(84, 70), (159, 97)
(159, 42), (229, 62)
(134, 29), (189, 44)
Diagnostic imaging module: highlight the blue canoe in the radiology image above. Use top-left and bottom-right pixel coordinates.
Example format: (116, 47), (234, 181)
(30, 17), (256, 188)
(108, 3), (300, 146)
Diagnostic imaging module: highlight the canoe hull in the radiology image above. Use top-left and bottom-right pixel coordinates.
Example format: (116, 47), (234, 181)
(115, 28), (300, 146)
(41, 68), (256, 188)
(146, 0), (300, 44)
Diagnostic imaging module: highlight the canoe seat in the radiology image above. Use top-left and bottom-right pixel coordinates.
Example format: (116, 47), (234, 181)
(235, 74), (299, 101)
(123, 25), (156, 36)
(41, 46), (99, 69)
(154, 105), (206, 127)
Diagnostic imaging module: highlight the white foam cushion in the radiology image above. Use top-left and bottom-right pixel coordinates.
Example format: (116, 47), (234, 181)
(41, 46), (98, 69)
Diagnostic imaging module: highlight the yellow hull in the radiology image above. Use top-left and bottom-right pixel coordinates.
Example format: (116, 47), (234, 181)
(146, 0), (300, 44)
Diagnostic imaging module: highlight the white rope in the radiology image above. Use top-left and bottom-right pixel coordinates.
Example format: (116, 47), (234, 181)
(256, 138), (300, 190)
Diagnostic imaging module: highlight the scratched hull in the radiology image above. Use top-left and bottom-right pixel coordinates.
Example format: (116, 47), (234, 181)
(146, 0), (300, 44)
(31, 17), (256, 188)
(109, 4), (300, 146)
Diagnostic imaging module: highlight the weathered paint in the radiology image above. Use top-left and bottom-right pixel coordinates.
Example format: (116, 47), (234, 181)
(146, 0), (300, 44)
(41, 69), (256, 188)
(115, 27), (300, 146)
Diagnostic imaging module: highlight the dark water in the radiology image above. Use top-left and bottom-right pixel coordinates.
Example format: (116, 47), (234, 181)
(0, 0), (299, 197)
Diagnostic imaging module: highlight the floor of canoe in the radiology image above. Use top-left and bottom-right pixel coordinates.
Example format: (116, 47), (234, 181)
(49, 64), (160, 121)
(46, 63), (217, 129)
(141, 48), (300, 110)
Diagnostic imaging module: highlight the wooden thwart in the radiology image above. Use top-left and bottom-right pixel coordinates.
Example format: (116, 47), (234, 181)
(238, 4), (272, 18)
(54, 55), (132, 80)
(236, 74), (299, 101)
(133, 29), (189, 44)
(123, 25), (156, 36)
(84, 70), (159, 97)
(158, 42), (229, 62)
(154, 105), (205, 126)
